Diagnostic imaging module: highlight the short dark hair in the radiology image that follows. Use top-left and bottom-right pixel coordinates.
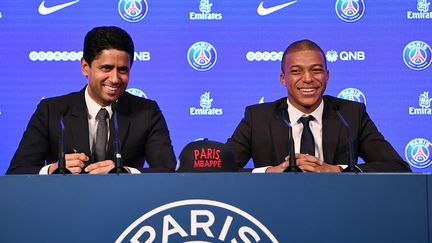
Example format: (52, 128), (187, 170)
(281, 39), (327, 72)
(83, 26), (134, 66)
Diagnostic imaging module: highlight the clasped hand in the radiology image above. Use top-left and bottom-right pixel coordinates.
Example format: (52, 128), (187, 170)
(266, 153), (342, 173)
(48, 153), (116, 174)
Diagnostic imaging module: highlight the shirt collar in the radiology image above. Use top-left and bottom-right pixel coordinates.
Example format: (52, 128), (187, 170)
(287, 98), (324, 124)
(85, 86), (113, 119)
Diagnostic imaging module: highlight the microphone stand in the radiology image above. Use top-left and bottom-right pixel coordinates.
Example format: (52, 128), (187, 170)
(281, 110), (302, 173)
(52, 108), (72, 174)
(109, 104), (128, 174)
(335, 107), (361, 173)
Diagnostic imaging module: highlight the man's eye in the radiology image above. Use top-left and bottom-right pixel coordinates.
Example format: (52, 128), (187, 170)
(119, 67), (129, 73)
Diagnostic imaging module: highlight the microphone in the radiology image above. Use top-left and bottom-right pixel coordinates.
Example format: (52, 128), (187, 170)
(280, 104), (302, 173)
(109, 102), (128, 174)
(332, 104), (361, 173)
(52, 104), (72, 175)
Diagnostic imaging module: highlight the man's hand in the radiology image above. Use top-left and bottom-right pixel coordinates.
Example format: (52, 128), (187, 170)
(85, 160), (115, 174)
(265, 161), (289, 173)
(48, 153), (89, 174)
(296, 153), (341, 172)
(265, 154), (342, 173)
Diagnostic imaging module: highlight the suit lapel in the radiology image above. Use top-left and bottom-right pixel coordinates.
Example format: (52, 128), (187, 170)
(270, 98), (290, 162)
(117, 110), (131, 151)
(66, 90), (92, 157)
(322, 97), (342, 164)
(107, 94), (131, 158)
(107, 118), (115, 161)
(63, 89), (132, 162)
(106, 111), (131, 160)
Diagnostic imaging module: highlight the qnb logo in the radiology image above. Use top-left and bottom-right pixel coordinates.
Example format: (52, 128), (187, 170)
(407, 0), (432, 19)
(126, 88), (147, 98)
(403, 41), (432, 70)
(326, 50), (338, 62)
(246, 51), (283, 61)
(326, 50), (365, 62)
(335, 0), (365, 22)
(190, 92), (223, 116)
(29, 51), (83, 61)
(116, 199), (279, 243)
(190, 0), (222, 20)
(409, 91), (432, 115)
(118, 0), (148, 23)
(187, 41), (217, 71)
(134, 51), (151, 61)
(405, 138), (432, 169)
(337, 88), (367, 105)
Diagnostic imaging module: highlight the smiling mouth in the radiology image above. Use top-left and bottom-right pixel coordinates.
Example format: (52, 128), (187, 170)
(103, 84), (120, 92)
(298, 87), (317, 93)
(103, 84), (123, 96)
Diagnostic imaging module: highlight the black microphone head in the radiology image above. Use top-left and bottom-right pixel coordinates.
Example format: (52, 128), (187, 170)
(279, 101), (292, 129)
(59, 104), (69, 116)
(326, 99), (340, 112)
(280, 100), (288, 113)
(329, 99), (357, 170)
(333, 104), (340, 112)
(111, 102), (119, 113)
(54, 104), (72, 175)
(332, 102), (350, 128)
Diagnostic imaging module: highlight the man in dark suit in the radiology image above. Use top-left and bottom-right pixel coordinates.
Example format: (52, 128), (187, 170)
(7, 26), (176, 174)
(227, 39), (411, 173)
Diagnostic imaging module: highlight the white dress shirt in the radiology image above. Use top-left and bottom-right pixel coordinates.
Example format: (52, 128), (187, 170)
(40, 87), (139, 174)
(253, 98), (331, 173)
(287, 99), (324, 160)
(85, 88), (112, 153)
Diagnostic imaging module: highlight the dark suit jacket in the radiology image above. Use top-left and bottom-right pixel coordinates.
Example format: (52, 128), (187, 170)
(227, 96), (411, 172)
(7, 87), (177, 174)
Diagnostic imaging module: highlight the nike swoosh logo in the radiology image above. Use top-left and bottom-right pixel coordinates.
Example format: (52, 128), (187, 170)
(257, 0), (297, 16)
(38, 0), (80, 15)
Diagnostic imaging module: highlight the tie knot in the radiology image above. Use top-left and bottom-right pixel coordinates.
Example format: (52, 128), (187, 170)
(96, 108), (109, 121)
(299, 115), (314, 126)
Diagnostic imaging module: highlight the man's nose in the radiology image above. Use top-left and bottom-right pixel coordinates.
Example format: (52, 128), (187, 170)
(109, 70), (120, 83)
(303, 71), (313, 82)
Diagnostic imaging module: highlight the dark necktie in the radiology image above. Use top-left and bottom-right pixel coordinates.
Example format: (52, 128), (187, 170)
(299, 116), (315, 156)
(94, 108), (109, 162)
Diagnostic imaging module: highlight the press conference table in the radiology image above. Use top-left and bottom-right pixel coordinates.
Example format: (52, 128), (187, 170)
(0, 173), (430, 243)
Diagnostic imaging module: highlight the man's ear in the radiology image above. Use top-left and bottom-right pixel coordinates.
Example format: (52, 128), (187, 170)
(325, 69), (330, 84)
(80, 58), (89, 77)
(279, 72), (286, 87)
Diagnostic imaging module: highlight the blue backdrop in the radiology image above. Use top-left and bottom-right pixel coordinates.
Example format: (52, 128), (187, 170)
(0, 0), (431, 174)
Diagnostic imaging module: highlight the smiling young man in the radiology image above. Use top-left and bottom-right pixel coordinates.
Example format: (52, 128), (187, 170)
(7, 26), (176, 174)
(227, 39), (411, 173)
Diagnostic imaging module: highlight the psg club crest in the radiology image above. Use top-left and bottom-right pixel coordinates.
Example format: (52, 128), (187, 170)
(187, 41), (217, 71)
(335, 0), (365, 22)
(118, 0), (148, 22)
(403, 41), (432, 71)
(116, 199), (278, 242)
(126, 88), (147, 98)
(337, 88), (367, 105)
(405, 138), (432, 169)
